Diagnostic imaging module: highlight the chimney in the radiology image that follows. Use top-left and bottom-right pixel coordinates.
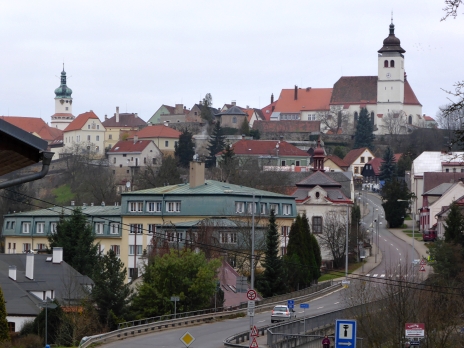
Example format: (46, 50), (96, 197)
(91, 203), (94, 206)
(135, 113), (138, 118)
(101, 201), (105, 206)
(9, 265), (16, 281)
(189, 161), (205, 189)
(271, 93), (274, 104)
(175, 104), (183, 114)
(294, 85), (298, 100)
(105, 114), (108, 120)
(116, 106), (120, 123)
(242, 134), (246, 139)
(53, 247), (63, 264)
(26, 253), (34, 280)
(71, 201), (75, 206)
(134, 135), (138, 143)
(232, 101), (236, 106)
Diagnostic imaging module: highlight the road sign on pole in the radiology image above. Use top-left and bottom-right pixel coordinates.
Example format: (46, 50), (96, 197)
(287, 299), (294, 309)
(250, 325), (259, 337)
(405, 323), (425, 338)
(335, 319), (357, 348)
(179, 332), (195, 347)
(246, 289), (257, 300)
(249, 337), (259, 348)
(419, 265), (426, 272)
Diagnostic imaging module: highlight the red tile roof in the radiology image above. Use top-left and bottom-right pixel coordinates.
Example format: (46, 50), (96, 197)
(274, 87), (332, 112)
(343, 147), (372, 165)
(224, 139), (309, 157)
(108, 139), (153, 153)
(324, 155), (349, 168)
(132, 124), (181, 139)
(102, 113), (147, 128)
(261, 101), (278, 121)
(330, 76), (378, 105)
(423, 115), (435, 121)
(0, 116), (63, 142)
(64, 111), (100, 132)
(252, 120), (320, 133)
(404, 80), (422, 106)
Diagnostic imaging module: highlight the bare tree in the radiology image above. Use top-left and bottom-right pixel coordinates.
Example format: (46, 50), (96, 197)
(317, 210), (347, 268)
(319, 106), (352, 134)
(435, 104), (464, 130)
(381, 110), (409, 135)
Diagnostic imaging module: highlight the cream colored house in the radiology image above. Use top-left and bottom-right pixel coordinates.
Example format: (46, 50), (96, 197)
(63, 111), (106, 155)
(130, 124), (181, 156)
(343, 148), (375, 178)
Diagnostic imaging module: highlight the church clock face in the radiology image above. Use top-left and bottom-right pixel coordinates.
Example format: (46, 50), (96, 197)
(386, 72), (391, 78)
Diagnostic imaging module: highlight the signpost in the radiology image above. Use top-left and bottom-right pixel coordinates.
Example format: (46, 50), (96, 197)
(335, 319), (357, 348)
(299, 303), (309, 333)
(287, 299), (294, 309)
(179, 332), (195, 347)
(247, 300), (255, 317)
(171, 296), (180, 318)
(246, 289), (257, 301)
(405, 323), (425, 338)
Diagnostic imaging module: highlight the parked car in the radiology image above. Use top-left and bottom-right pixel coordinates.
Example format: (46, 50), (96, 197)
(271, 305), (296, 323)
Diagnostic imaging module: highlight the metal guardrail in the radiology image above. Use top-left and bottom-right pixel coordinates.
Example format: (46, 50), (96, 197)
(80, 281), (335, 347)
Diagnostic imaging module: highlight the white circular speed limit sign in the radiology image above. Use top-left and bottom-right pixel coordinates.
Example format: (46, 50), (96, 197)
(246, 289), (257, 300)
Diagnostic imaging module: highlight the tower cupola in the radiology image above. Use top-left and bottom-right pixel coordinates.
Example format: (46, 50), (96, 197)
(378, 20), (405, 54)
(54, 68), (73, 98)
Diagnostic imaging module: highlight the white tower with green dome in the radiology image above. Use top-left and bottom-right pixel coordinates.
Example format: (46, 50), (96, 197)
(50, 66), (75, 130)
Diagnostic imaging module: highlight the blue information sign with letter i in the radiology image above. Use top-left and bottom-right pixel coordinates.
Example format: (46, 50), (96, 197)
(335, 319), (357, 348)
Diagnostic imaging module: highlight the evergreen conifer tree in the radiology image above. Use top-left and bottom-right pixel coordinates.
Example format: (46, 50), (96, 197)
(206, 122), (225, 168)
(353, 107), (375, 150)
(174, 129), (195, 168)
(379, 147), (397, 181)
(48, 208), (99, 277)
(257, 210), (287, 297)
(0, 287), (9, 343)
(444, 203), (464, 245)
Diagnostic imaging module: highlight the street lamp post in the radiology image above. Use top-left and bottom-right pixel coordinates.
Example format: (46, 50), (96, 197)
(345, 204), (350, 280)
(375, 208), (379, 263)
(398, 199), (416, 265)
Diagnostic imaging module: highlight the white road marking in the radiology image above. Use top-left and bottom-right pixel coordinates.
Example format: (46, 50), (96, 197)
(380, 274), (385, 278)
(396, 248), (399, 251)
(334, 302), (340, 304)
(298, 311), (304, 314)
(373, 274), (378, 277)
(366, 274), (370, 277)
(317, 306), (323, 309)
(390, 243), (393, 246)
(258, 320), (266, 323)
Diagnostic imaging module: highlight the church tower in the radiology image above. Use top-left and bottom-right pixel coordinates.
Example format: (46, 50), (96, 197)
(377, 18), (405, 116)
(50, 66), (75, 130)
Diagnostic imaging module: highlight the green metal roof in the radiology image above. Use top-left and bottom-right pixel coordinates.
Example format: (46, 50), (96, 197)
(5, 205), (121, 217)
(123, 180), (290, 198)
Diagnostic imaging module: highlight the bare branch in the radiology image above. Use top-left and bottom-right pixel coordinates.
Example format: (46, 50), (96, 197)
(441, 0), (463, 21)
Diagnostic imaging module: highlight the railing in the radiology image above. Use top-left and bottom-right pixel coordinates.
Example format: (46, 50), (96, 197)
(80, 281), (336, 347)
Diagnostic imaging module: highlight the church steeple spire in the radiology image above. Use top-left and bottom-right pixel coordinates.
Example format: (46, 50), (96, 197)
(311, 138), (325, 172)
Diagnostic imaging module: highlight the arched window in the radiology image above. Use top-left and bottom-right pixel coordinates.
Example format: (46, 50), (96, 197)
(354, 111), (358, 122)
(408, 115), (412, 124)
(337, 111), (342, 127)
(371, 112), (375, 126)
(390, 60), (395, 68)
(384, 60), (388, 67)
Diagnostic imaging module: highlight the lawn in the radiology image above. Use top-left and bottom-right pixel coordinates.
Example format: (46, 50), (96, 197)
(318, 261), (364, 281)
(402, 229), (423, 241)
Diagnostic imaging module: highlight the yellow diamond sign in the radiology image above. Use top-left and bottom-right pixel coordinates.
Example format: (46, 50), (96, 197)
(180, 332), (195, 347)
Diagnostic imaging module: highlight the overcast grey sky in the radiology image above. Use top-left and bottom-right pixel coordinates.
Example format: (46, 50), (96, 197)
(0, 0), (462, 124)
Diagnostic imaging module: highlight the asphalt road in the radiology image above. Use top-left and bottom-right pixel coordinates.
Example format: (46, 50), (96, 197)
(104, 193), (412, 348)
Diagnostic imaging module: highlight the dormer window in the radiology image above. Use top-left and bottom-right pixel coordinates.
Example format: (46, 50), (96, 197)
(316, 192), (320, 199)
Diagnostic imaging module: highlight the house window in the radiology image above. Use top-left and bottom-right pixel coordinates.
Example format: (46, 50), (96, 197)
(147, 201), (162, 212)
(220, 232), (237, 244)
(37, 243), (46, 251)
(34, 222), (45, 234)
(354, 111), (358, 121)
(166, 202), (181, 212)
(384, 60), (388, 67)
(95, 146), (99, 152)
(87, 135), (91, 141)
(22, 222), (31, 234)
(129, 245), (143, 255)
(390, 60), (395, 67)
(295, 161), (300, 166)
(110, 245), (120, 256)
(270, 204), (279, 214)
(235, 202), (245, 213)
(360, 157), (365, 163)
(123, 154), (127, 157)
(95, 223), (104, 234)
(282, 204), (292, 216)
(8, 322), (15, 333)
(247, 202), (257, 214)
(446, 168), (449, 173)
(129, 268), (138, 279)
(6, 221), (10, 229)
(152, 158), (157, 165)
(23, 243), (31, 253)
(96, 135), (100, 141)
(113, 157), (116, 164)
(165, 141), (169, 147)
(109, 134), (112, 140)
(312, 216), (323, 234)
(110, 223), (120, 235)
(354, 167), (359, 174)
(50, 222), (57, 234)
(130, 224), (143, 234)
(368, 157), (372, 162)
(260, 203), (267, 215)
(281, 226), (290, 238)
(194, 111), (198, 116)
(453, 168), (456, 172)
(144, 157), (147, 164)
(129, 202), (143, 212)
(11, 221), (15, 229)
(148, 224), (156, 234)
(88, 125), (90, 129)
(281, 160), (286, 166)
(97, 125), (100, 130)
(232, 116), (237, 124)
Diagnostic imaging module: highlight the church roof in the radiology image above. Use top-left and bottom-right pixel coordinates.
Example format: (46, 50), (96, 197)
(0, 116), (63, 142)
(273, 87), (332, 112)
(296, 170), (341, 187)
(404, 80), (422, 106)
(378, 22), (405, 54)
